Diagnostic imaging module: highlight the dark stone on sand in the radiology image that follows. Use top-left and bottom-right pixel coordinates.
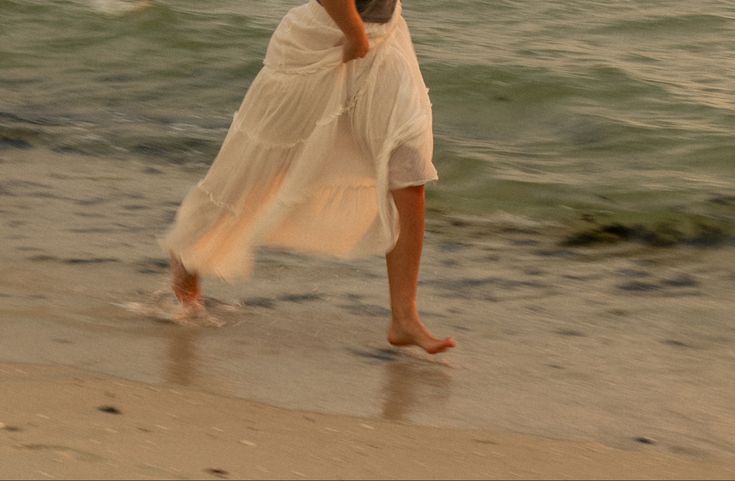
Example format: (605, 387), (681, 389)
(634, 436), (656, 445)
(474, 439), (499, 445)
(555, 329), (586, 337)
(244, 297), (275, 309)
(143, 166), (164, 175)
(546, 364), (564, 369)
(662, 339), (692, 349)
(1, 425), (22, 432)
(97, 405), (122, 415)
(204, 468), (229, 479)
(278, 293), (323, 303)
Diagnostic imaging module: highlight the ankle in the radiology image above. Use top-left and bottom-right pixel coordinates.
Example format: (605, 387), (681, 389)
(390, 303), (419, 323)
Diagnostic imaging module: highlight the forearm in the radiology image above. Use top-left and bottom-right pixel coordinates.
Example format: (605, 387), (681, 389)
(319, 0), (367, 40)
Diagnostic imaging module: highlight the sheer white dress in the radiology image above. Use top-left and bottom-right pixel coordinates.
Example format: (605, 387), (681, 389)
(161, 0), (437, 280)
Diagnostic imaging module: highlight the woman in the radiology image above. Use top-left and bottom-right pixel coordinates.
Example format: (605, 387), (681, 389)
(162, 0), (455, 354)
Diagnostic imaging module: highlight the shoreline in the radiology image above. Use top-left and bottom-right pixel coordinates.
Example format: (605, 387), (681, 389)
(2, 149), (735, 476)
(2, 361), (734, 480)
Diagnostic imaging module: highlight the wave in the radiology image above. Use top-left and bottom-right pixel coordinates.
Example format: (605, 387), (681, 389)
(86, 0), (153, 16)
(594, 13), (733, 36)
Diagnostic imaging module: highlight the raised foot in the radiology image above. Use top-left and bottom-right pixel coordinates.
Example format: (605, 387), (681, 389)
(388, 319), (456, 355)
(170, 253), (202, 311)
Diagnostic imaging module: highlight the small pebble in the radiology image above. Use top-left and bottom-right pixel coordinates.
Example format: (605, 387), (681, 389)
(205, 468), (229, 479)
(239, 439), (257, 447)
(97, 405), (122, 415)
(634, 436), (656, 445)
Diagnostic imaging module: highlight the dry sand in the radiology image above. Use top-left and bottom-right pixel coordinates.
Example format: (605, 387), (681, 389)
(1, 362), (734, 480)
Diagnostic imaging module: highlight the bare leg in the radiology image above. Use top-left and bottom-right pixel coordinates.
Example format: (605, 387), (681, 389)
(169, 252), (203, 310)
(386, 185), (456, 354)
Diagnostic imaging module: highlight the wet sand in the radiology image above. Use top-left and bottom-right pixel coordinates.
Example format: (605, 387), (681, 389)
(2, 362), (735, 480)
(1, 148), (735, 477)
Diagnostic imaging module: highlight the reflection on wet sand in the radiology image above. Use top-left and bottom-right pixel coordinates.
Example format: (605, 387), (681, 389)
(381, 359), (452, 423)
(166, 327), (197, 386)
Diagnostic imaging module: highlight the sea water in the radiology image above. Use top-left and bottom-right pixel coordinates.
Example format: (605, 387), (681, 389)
(2, 0), (734, 242)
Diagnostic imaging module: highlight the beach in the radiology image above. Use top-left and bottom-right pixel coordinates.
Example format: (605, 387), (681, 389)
(2, 148), (735, 478)
(2, 362), (735, 480)
(2, 0), (735, 478)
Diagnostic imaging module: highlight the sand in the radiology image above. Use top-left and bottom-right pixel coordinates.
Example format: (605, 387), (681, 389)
(2, 361), (734, 480)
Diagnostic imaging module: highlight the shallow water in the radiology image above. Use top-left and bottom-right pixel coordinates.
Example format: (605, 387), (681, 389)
(2, 149), (735, 461)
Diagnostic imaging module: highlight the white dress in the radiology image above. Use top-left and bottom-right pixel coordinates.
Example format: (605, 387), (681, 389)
(161, 0), (437, 280)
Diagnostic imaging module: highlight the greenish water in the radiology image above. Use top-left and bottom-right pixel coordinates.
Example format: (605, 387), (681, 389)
(1, 0), (734, 244)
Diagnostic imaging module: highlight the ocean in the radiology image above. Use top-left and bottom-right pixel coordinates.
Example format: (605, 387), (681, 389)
(1, 0), (735, 462)
(2, 0), (734, 242)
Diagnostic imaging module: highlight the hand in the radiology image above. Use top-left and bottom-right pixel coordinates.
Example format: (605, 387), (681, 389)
(342, 33), (369, 63)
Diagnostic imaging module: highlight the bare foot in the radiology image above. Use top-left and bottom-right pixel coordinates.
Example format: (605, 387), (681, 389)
(169, 253), (202, 311)
(388, 315), (456, 354)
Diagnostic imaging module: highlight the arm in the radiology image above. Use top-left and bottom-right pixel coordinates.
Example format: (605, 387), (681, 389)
(319, 0), (369, 62)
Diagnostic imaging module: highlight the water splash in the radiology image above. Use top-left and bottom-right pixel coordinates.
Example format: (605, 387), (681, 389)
(113, 289), (226, 327)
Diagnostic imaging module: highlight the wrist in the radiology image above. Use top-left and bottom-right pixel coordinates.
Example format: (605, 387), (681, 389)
(343, 24), (367, 41)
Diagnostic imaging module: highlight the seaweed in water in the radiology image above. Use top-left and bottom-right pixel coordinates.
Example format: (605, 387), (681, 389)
(562, 222), (732, 248)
